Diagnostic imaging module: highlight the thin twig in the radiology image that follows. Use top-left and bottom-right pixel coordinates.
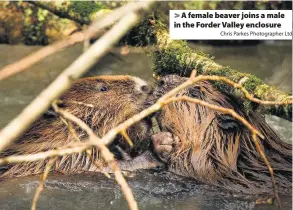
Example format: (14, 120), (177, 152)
(52, 102), (138, 210)
(65, 100), (95, 108)
(0, 143), (90, 165)
(158, 75), (292, 106)
(190, 69), (197, 78)
(120, 130), (134, 147)
(252, 134), (283, 210)
(31, 157), (58, 210)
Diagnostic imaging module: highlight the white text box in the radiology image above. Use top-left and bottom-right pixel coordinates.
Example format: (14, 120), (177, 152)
(170, 10), (292, 40)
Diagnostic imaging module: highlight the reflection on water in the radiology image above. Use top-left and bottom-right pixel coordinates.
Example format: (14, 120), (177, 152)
(0, 42), (291, 210)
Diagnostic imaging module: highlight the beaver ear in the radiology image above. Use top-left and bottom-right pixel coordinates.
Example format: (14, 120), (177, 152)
(94, 80), (109, 92)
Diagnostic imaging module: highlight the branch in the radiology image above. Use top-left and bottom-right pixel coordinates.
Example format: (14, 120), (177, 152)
(0, 1), (152, 81)
(152, 26), (292, 121)
(51, 102), (138, 210)
(29, 101), (138, 210)
(164, 96), (264, 138)
(31, 157), (58, 210)
(0, 1), (153, 152)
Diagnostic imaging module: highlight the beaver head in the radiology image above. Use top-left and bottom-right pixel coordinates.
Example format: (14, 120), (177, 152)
(149, 74), (225, 161)
(62, 76), (149, 128)
(59, 75), (152, 154)
(149, 74), (292, 194)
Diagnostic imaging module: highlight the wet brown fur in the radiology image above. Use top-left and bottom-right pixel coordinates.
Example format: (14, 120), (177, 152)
(1, 75), (151, 178)
(152, 75), (292, 195)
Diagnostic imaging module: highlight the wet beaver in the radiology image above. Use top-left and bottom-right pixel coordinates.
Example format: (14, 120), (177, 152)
(150, 75), (292, 195)
(0, 75), (159, 178)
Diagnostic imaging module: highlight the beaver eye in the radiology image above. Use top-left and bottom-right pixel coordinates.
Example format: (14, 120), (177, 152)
(99, 86), (108, 92)
(158, 80), (165, 87)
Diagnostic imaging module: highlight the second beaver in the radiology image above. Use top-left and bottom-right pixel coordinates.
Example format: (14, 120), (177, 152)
(150, 75), (292, 195)
(0, 75), (160, 178)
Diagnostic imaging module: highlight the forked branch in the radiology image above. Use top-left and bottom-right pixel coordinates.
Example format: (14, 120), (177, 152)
(52, 101), (138, 210)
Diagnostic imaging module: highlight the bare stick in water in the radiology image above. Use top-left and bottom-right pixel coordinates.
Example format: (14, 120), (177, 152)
(31, 157), (58, 210)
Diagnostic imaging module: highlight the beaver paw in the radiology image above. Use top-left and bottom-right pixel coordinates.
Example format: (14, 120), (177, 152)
(151, 132), (178, 163)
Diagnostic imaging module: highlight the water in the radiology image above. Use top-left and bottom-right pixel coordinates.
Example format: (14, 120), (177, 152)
(0, 171), (291, 210)
(0, 42), (291, 209)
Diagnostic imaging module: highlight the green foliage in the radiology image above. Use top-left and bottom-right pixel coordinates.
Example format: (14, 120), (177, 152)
(243, 76), (263, 93)
(152, 25), (196, 76)
(153, 41), (196, 76)
(69, 1), (104, 18)
(1, 1), (80, 45)
(122, 17), (156, 46)
(23, 6), (50, 45)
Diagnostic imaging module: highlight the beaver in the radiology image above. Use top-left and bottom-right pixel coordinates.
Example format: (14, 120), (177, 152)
(150, 75), (292, 195)
(0, 75), (161, 178)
